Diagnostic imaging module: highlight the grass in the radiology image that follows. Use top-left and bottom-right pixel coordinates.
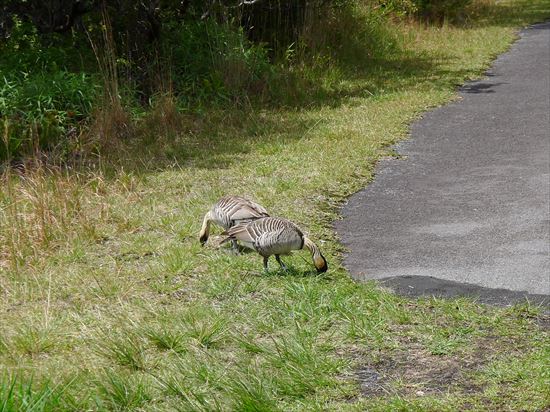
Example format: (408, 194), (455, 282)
(0, 374), (76, 412)
(1, 0), (550, 410)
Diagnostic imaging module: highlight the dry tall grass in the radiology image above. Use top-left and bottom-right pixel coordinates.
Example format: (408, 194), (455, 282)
(0, 165), (108, 271)
(87, 4), (132, 148)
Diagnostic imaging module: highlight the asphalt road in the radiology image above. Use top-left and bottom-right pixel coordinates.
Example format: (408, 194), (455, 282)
(335, 21), (550, 305)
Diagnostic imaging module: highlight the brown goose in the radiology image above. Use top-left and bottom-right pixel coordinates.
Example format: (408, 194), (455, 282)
(221, 217), (328, 273)
(199, 196), (269, 248)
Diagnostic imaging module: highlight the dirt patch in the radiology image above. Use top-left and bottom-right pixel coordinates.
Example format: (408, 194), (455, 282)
(355, 337), (494, 398)
(355, 366), (385, 396)
(535, 313), (550, 330)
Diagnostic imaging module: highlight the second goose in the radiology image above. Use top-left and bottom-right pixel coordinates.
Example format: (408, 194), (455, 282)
(221, 217), (328, 273)
(199, 196), (269, 248)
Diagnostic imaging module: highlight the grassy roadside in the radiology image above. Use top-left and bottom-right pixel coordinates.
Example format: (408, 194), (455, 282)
(1, 1), (550, 410)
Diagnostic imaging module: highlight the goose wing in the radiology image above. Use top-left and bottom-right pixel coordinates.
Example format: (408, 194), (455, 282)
(224, 222), (257, 244)
(222, 217), (303, 255)
(230, 199), (269, 221)
(213, 196), (269, 228)
(255, 227), (301, 256)
(221, 219), (264, 250)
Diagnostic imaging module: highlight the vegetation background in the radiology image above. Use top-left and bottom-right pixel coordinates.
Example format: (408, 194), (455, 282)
(1, 0), (549, 410)
(0, 0), (490, 161)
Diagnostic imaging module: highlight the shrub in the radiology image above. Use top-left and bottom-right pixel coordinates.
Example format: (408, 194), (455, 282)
(378, 0), (418, 16)
(162, 21), (272, 104)
(379, 0), (473, 21)
(0, 18), (99, 160)
(416, 0), (473, 21)
(0, 71), (98, 159)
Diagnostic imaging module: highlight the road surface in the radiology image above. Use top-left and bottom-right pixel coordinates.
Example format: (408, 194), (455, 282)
(335, 21), (550, 305)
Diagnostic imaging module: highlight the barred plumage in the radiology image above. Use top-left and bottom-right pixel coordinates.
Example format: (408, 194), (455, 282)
(221, 217), (328, 273)
(199, 196), (269, 247)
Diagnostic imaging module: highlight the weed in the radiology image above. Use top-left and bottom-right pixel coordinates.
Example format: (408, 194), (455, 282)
(11, 325), (58, 357)
(95, 369), (152, 411)
(95, 330), (149, 371)
(0, 374), (74, 412)
(226, 368), (279, 411)
(185, 313), (229, 349)
(145, 327), (187, 354)
(0, 166), (107, 271)
(259, 331), (346, 399)
(154, 354), (225, 411)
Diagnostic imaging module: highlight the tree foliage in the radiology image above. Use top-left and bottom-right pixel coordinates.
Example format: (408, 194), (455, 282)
(0, 0), (474, 160)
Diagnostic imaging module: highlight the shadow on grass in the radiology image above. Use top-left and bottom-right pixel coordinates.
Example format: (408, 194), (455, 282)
(97, 1), (550, 175)
(466, 2), (550, 28)
(259, 267), (325, 278)
(108, 55), (445, 172)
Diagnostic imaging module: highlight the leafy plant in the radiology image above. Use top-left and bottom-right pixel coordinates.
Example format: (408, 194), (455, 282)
(0, 374), (73, 412)
(416, 0), (473, 21)
(162, 20), (272, 104)
(0, 17), (99, 160)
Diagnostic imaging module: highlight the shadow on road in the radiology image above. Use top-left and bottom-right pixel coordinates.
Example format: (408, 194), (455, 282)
(381, 275), (549, 306)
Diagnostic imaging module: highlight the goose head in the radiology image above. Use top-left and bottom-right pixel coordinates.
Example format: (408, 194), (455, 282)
(303, 237), (328, 273)
(314, 253), (328, 273)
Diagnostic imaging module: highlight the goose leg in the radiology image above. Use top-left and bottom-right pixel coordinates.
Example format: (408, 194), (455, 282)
(231, 239), (240, 255)
(275, 255), (287, 271)
(263, 256), (269, 272)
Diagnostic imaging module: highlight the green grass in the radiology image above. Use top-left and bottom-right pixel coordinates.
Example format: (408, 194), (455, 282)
(1, 0), (550, 410)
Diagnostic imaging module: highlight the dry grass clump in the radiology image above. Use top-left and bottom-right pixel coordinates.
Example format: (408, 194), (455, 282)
(0, 164), (108, 271)
(88, 104), (133, 146)
(143, 94), (185, 137)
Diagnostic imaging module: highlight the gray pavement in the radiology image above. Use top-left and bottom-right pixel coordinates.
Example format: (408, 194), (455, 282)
(335, 21), (550, 305)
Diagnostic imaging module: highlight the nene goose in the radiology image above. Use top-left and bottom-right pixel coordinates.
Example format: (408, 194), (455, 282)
(221, 217), (328, 273)
(199, 196), (269, 249)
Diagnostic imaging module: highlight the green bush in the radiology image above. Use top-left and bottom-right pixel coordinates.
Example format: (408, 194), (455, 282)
(0, 18), (99, 160)
(163, 21), (272, 104)
(0, 72), (98, 159)
(379, 0), (472, 21)
(378, 0), (418, 16)
(0, 0), (472, 162)
(416, 0), (472, 21)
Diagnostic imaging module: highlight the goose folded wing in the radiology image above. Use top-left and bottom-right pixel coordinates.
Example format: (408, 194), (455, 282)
(222, 223), (256, 243)
(255, 228), (297, 256)
(231, 203), (269, 221)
